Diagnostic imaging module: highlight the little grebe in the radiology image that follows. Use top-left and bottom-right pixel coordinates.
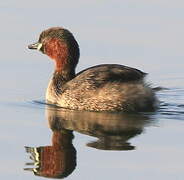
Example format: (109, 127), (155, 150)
(28, 27), (157, 112)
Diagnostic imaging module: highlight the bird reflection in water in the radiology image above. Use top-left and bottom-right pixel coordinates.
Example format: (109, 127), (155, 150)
(24, 127), (76, 178)
(25, 106), (152, 178)
(47, 107), (152, 151)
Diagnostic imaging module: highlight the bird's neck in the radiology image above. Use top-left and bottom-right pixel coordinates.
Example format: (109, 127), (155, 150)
(52, 68), (75, 94)
(45, 38), (78, 92)
(53, 68), (75, 82)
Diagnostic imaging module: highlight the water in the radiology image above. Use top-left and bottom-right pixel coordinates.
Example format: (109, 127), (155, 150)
(1, 1), (184, 179)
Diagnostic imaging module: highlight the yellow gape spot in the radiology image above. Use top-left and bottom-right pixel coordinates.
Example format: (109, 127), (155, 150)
(37, 43), (42, 50)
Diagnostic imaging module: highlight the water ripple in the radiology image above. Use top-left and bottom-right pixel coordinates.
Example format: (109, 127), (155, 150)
(156, 88), (184, 120)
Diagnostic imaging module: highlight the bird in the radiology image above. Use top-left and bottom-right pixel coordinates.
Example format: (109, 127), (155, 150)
(28, 27), (157, 112)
